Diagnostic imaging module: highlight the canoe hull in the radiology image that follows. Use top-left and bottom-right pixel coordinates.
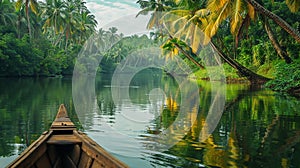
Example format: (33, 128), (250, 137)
(7, 104), (128, 168)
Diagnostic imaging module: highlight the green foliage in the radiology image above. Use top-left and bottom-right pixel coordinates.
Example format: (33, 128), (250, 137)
(192, 64), (240, 81)
(0, 24), (80, 77)
(40, 0), (97, 48)
(0, 33), (43, 76)
(101, 34), (158, 73)
(256, 63), (275, 79)
(265, 60), (300, 92)
(0, 0), (95, 77)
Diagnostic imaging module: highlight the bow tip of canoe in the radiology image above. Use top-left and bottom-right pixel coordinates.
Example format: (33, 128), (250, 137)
(56, 104), (68, 118)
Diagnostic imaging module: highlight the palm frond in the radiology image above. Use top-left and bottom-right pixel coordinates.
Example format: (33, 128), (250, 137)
(209, 1), (230, 37)
(30, 0), (39, 14)
(15, 0), (23, 12)
(247, 3), (255, 20)
(147, 12), (161, 29)
(136, 7), (152, 17)
(195, 9), (210, 17)
(231, 0), (243, 35)
(286, 0), (300, 12)
(191, 23), (202, 53)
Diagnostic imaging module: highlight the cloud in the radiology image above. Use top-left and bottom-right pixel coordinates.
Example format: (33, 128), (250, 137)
(86, 0), (141, 29)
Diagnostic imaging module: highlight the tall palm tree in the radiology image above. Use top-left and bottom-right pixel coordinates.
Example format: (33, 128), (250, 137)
(204, 0), (296, 63)
(246, 0), (300, 43)
(96, 28), (109, 51)
(136, 0), (175, 29)
(204, 0), (300, 43)
(75, 10), (97, 44)
(204, 0), (256, 41)
(15, 0), (39, 38)
(138, 0), (271, 83)
(108, 27), (120, 44)
(40, 0), (67, 35)
(137, 0), (208, 69)
(41, 0), (97, 48)
(0, 0), (17, 26)
(62, 0), (78, 49)
(40, 0), (68, 46)
(263, 18), (292, 63)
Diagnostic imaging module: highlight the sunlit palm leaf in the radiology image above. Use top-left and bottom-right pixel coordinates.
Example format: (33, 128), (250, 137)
(286, 0), (300, 12)
(147, 12), (160, 29)
(162, 8), (209, 51)
(209, 2), (230, 37)
(29, 0), (38, 14)
(195, 9), (210, 17)
(231, 0), (243, 35)
(247, 3), (255, 19)
(15, 0), (22, 12)
(136, 7), (152, 17)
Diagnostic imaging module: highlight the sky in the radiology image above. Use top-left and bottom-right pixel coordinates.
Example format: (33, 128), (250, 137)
(85, 0), (145, 32)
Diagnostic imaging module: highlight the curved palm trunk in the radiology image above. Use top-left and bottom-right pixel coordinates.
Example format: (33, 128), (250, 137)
(210, 41), (270, 84)
(173, 42), (205, 70)
(264, 18), (292, 64)
(167, 35), (205, 70)
(246, 0), (300, 43)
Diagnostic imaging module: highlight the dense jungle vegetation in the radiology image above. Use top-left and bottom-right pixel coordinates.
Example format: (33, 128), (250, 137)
(0, 0), (299, 95)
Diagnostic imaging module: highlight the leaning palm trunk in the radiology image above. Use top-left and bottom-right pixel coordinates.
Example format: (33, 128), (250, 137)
(246, 0), (300, 43)
(263, 18), (292, 64)
(210, 41), (270, 84)
(170, 39), (205, 70)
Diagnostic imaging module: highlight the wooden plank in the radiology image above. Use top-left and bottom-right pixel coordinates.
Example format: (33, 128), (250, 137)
(91, 160), (105, 168)
(69, 144), (81, 165)
(51, 121), (75, 126)
(13, 142), (48, 168)
(78, 151), (93, 168)
(74, 131), (128, 168)
(47, 145), (58, 166)
(7, 131), (52, 168)
(47, 135), (81, 145)
(35, 153), (52, 168)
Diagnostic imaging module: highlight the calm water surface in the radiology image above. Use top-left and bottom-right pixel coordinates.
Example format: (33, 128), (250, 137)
(0, 71), (300, 167)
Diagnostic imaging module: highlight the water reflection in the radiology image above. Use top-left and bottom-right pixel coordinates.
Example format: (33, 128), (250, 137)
(139, 79), (300, 168)
(0, 73), (300, 167)
(0, 77), (77, 166)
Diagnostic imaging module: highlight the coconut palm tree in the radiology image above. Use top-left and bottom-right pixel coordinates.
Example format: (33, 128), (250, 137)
(136, 0), (175, 29)
(40, 0), (68, 46)
(75, 10), (97, 44)
(0, 0), (17, 26)
(41, 0), (97, 48)
(61, 0), (79, 49)
(40, 0), (67, 35)
(204, 0), (297, 62)
(247, 0), (300, 43)
(204, 0), (256, 41)
(137, 0), (208, 69)
(137, 0), (271, 83)
(15, 0), (39, 38)
(263, 18), (292, 63)
(204, 0), (300, 43)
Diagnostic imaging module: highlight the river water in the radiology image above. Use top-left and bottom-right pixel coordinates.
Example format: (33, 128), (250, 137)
(0, 70), (300, 167)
